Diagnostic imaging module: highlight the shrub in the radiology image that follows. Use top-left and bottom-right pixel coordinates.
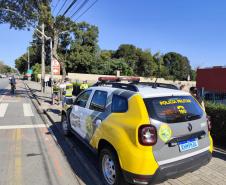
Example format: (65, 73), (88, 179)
(205, 101), (226, 141)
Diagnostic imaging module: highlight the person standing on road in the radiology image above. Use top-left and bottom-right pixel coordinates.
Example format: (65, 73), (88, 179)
(9, 75), (16, 94)
(190, 86), (205, 111)
(62, 78), (73, 107)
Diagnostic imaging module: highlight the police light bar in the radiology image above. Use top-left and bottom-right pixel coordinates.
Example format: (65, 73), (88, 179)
(120, 77), (140, 82)
(98, 77), (120, 82)
(98, 76), (140, 82)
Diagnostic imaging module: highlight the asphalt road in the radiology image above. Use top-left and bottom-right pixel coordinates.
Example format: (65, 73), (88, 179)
(0, 78), (82, 185)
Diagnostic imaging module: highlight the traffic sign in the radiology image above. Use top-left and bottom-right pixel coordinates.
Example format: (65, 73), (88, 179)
(27, 69), (33, 74)
(52, 58), (60, 75)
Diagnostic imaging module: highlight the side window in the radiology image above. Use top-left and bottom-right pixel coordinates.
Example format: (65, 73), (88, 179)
(111, 95), (128, 113)
(75, 90), (92, 108)
(90, 90), (107, 112)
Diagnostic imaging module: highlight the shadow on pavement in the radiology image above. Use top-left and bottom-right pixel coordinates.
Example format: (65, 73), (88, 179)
(49, 122), (104, 185)
(213, 150), (226, 161)
(0, 88), (29, 98)
(47, 109), (61, 115)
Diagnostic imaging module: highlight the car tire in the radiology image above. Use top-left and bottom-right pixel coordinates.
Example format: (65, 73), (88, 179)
(61, 114), (71, 136)
(99, 147), (127, 185)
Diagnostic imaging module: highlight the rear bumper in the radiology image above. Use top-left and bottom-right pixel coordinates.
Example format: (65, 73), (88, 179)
(122, 151), (212, 185)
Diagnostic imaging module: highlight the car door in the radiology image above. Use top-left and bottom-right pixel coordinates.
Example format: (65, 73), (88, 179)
(70, 90), (92, 138)
(82, 90), (108, 142)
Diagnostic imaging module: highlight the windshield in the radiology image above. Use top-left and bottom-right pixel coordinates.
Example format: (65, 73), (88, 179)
(144, 96), (204, 123)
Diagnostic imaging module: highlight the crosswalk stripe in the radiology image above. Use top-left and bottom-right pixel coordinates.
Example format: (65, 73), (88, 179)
(0, 103), (8, 117)
(23, 103), (34, 117)
(0, 124), (46, 130)
(0, 95), (5, 102)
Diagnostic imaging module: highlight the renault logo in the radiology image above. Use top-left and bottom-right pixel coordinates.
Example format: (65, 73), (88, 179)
(188, 123), (192, 132)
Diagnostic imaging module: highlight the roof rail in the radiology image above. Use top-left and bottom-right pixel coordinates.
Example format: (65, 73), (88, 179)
(131, 82), (179, 90)
(92, 82), (139, 92)
(98, 76), (140, 83)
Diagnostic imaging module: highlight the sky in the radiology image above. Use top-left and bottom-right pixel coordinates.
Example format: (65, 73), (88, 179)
(0, 0), (226, 69)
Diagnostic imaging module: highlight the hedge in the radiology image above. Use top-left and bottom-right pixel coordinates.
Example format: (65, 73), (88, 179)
(205, 101), (226, 141)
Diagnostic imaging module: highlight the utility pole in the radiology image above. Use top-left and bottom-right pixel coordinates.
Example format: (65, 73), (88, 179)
(27, 47), (31, 81)
(41, 23), (45, 93)
(36, 27), (53, 104)
(27, 47), (30, 70)
(49, 38), (54, 104)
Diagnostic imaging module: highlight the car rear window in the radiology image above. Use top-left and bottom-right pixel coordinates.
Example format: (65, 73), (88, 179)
(144, 96), (203, 123)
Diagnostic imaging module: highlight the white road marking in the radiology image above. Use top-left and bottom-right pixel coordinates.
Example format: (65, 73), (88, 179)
(0, 103), (8, 117)
(0, 95), (5, 102)
(0, 124), (46, 130)
(23, 103), (34, 117)
(2, 100), (20, 103)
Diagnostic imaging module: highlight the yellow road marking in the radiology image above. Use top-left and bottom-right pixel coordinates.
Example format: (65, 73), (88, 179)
(14, 128), (22, 185)
(7, 129), (16, 185)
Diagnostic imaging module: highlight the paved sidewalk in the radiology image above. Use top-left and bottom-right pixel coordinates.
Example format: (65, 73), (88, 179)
(25, 80), (226, 185)
(24, 80), (62, 123)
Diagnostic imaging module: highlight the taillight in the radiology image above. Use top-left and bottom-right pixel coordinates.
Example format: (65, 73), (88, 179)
(207, 116), (211, 131)
(138, 125), (157, 146)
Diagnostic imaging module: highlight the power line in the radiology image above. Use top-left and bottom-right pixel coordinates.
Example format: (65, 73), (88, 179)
(70, 0), (90, 19)
(62, 0), (78, 16)
(57, 0), (68, 16)
(53, 0), (61, 13)
(66, 0), (82, 16)
(74, 0), (98, 21)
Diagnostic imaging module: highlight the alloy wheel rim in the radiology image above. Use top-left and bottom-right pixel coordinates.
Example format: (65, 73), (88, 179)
(102, 154), (116, 185)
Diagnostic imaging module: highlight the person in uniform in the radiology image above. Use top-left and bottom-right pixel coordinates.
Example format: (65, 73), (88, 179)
(190, 86), (205, 111)
(62, 78), (73, 107)
(52, 79), (60, 105)
(80, 80), (88, 91)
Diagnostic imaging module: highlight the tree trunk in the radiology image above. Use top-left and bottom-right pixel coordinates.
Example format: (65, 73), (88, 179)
(53, 30), (66, 82)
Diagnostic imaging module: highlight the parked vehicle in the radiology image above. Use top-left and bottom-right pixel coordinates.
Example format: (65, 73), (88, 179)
(0, 74), (6, 78)
(61, 77), (213, 185)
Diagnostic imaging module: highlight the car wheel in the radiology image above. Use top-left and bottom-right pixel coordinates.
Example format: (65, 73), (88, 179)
(99, 147), (126, 185)
(62, 114), (71, 136)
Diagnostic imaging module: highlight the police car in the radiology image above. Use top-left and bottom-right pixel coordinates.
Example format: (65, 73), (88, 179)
(61, 77), (212, 185)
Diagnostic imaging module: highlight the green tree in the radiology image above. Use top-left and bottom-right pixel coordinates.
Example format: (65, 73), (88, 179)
(66, 22), (99, 74)
(114, 44), (139, 74)
(0, 61), (12, 73)
(15, 54), (27, 74)
(190, 69), (196, 81)
(163, 52), (191, 80)
(0, 0), (39, 29)
(136, 49), (156, 77)
(32, 63), (41, 81)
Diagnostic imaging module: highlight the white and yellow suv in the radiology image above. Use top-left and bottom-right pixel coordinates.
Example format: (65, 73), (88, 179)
(61, 77), (212, 185)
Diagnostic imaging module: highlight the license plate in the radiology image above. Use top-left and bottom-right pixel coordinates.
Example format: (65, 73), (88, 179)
(179, 138), (198, 152)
